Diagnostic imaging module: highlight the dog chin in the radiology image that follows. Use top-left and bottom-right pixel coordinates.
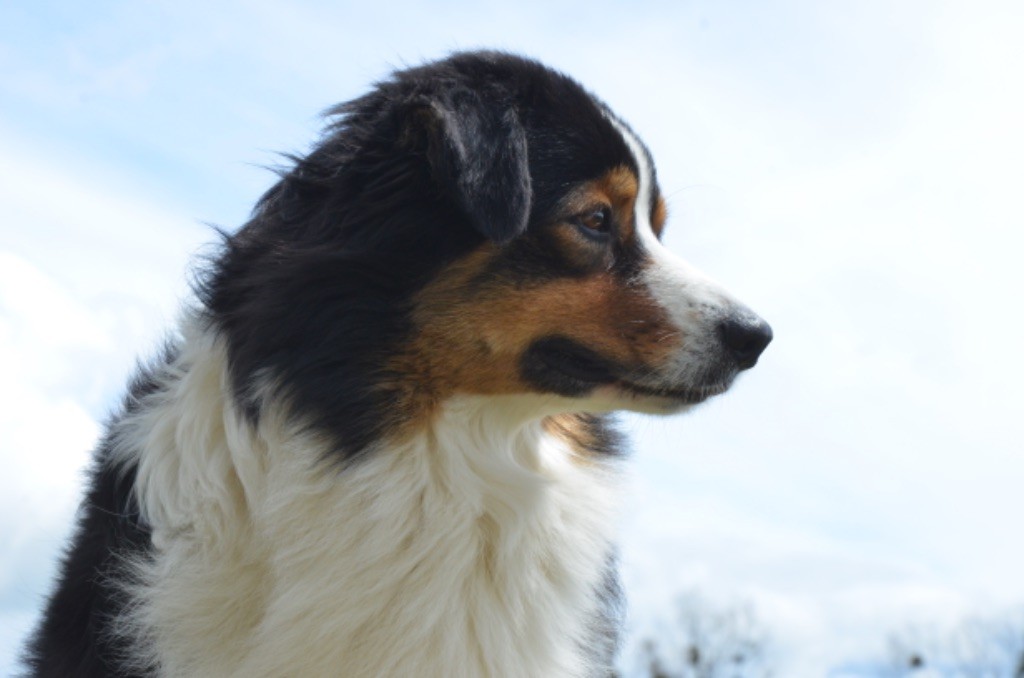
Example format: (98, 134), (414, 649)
(556, 380), (727, 416)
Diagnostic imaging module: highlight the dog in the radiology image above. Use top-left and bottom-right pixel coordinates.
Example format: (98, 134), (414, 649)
(23, 51), (771, 677)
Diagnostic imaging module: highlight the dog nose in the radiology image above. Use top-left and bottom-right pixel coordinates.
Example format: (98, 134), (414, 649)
(718, 311), (773, 369)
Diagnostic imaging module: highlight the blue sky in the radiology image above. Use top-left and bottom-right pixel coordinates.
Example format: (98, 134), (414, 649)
(2, 1), (1023, 674)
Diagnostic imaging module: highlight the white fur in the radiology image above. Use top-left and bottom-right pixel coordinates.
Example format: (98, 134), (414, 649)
(607, 116), (741, 383)
(111, 318), (620, 677)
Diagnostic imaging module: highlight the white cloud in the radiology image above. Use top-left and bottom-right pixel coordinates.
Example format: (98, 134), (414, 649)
(0, 126), (210, 668)
(0, 611), (37, 676)
(0, 255), (106, 672)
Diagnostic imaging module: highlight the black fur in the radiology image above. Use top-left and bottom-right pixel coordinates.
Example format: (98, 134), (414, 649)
(522, 336), (621, 397)
(590, 554), (627, 669)
(22, 350), (175, 677)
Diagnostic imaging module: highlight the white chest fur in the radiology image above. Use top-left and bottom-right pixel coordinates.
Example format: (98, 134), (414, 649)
(113, 327), (621, 677)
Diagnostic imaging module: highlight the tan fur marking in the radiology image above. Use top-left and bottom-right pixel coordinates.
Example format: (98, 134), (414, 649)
(652, 196), (668, 236)
(595, 166), (639, 241)
(542, 414), (607, 466)
(544, 415), (591, 450)
(390, 239), (682, 432)
(562, 166), (639, 243)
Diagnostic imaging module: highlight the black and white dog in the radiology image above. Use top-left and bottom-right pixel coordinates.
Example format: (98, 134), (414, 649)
(24, 52), (771, 677)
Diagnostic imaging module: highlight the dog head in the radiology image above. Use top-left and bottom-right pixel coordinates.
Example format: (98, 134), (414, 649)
(202, 51), (771, 453)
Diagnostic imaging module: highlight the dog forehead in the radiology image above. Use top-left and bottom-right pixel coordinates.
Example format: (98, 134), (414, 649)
(390, 51), (647, 218)
(522, 107), (647, 220)
(446, 55), (641, 158)
(535, 113), (660, 236)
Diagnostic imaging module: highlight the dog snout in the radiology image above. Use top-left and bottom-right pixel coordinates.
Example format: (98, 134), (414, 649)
(717, 309), (773, 370)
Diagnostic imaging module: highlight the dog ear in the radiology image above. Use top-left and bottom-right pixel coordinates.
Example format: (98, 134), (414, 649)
(418, 90), (532, 244)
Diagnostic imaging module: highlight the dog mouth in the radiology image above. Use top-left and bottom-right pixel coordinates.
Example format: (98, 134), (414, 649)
(521, 336), (732, 406)
(611, 379), (731, 405)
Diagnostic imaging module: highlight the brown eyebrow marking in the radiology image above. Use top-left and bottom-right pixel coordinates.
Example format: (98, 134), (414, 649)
(561, 166), (640, 240)
(652, 195), (668, 237)
(596, 166), (639, 241)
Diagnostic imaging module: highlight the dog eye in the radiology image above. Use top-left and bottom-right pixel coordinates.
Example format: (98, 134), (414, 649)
(573, 207), (612, 240)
